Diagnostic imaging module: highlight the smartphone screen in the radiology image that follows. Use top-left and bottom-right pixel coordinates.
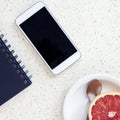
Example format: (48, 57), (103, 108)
(20, 7), (77, 69)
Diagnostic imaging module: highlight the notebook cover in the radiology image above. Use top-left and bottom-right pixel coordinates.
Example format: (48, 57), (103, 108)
(0, 37), (32, 106)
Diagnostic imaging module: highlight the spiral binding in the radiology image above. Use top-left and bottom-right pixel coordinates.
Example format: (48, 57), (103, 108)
(0, 31), (32, 82)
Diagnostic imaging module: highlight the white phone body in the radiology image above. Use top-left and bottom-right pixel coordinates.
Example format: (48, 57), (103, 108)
(16, 1), (81, 74)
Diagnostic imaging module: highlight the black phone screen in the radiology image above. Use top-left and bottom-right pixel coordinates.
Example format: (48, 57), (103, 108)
(20, 7), (77, 69)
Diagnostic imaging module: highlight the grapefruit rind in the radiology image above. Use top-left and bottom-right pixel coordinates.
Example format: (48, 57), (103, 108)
(88, 92), (120, 120)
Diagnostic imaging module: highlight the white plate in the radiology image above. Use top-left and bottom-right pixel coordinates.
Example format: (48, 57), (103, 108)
(63, 74), (120, 120)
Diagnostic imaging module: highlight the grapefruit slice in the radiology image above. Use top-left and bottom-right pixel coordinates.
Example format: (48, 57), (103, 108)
(88, 92), (120, 120)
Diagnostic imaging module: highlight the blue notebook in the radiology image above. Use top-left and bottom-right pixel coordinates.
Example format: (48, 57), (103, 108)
(0, 33), (32, 106)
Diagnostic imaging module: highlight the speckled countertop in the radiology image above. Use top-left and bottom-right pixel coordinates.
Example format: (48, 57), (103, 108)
(0, 0), (120, 120)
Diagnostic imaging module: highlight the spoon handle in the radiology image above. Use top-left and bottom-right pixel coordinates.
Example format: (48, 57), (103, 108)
(87, 115), (89, 120)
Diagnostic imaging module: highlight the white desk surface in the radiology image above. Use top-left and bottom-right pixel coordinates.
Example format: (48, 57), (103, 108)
(0, 0), (120, 120)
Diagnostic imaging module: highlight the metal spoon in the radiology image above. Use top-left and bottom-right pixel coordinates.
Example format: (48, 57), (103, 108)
(86, 79), (102, 120)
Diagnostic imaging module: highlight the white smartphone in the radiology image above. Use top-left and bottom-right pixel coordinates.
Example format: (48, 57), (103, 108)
(16, 1), (81, 74)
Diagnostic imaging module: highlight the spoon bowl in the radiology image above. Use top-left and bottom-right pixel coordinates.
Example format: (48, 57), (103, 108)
(86, 79), (102, 120)
(87, 79), (102, 101)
